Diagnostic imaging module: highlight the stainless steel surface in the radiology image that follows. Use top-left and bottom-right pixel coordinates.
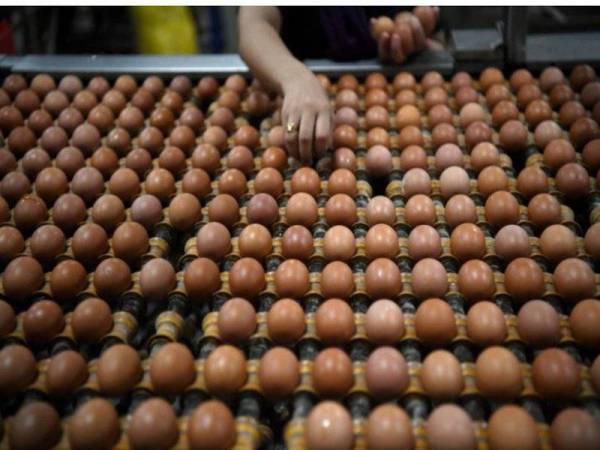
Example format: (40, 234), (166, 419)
(450, 29), (503, 62)
(6, 51), (454, 78)
(526, 32), (600, 69)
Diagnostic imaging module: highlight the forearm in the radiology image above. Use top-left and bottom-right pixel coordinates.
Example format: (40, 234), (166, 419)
(238, 7), (311, 94)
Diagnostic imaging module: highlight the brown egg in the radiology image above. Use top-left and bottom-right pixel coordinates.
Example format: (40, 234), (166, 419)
(487, 405), (540, 450)
(261, 146), (288, 172)
(499, 120), (529, 152)
(13, 194), (48, 232)
(539, 224), (577, 262)
(516, 299), (560, 348)
(528, 193), (561, 228)
(570, 117), (600, 148)
(128, 398), (179, 450)
(435, 143), (464, 172)
(549, 84), (574, 108)
(71, 223), (109, 264)
(334, 107), (359, 129)
(91, 194), (126, 232)
(403, 168), (431, 197)
(7, 126), (38, 156)
(431, 123), (458, 148)
(138, 126), (165, 156)
(559, 100), (586, 127)
(0, 226), (24, 264)
(313, 348), (354, 397)
(31, 74), (56, 98)
(229, 257), (265, 299)
(45, 349), (88, 396)
(196, 222), (232, 261)
(478, 67), (503, 91)
(281, 225), (313, 261)
(29, 224), (66, 263)
(321, 261), (354, 299)
(324, 225), (356, 261)
(328, 169), (357, 197)
(505, 257), (545, 303)
(366, 127), (391, 148)
(71, 123), (102, 156)
(365, 403), (413, 450)
(395, 88), (418, 108)
(188, 400), (236, 450)
(168, 193), (202, 231)
(582, 221), (600, 261)
(428, 104), (453, 128)
(478, 166), (508, 197)
(97, 344), (142, 396)
(365, 72), (387, 90)
(274, 258), (310, 299)
(398, 125), (425, 149)
(267, 298), (305, 344)
(112, 222), (149, 264)
(108, 167), (142, 203)
(570, 64), (597, 90)
(233, 124), (259, 149)
(424, 86), (448, 110)
(246, 193), (279, 227)
(485, 190), (520, 227)
(455, 86), (479, 109)
(204, 345), (247, 396)
(393, 72), (416, 92)
(139, 258), (175, 302)
(475, 346), (523, 400)
(554, 258), (596, 302)
(405, 194), (436, 226)
(1, 170), (31, 204)
(582, 139), (600, 171)
(305, 401), (354, 450)
(49, 259), (88, 302)
(459, 103), (485, 129)
(208, 194), (240, 229)
(150, 342), (196, 395)
(202, 125), (228, 152)
(0, 300), (16, 336)
(509, 68), (533, 92)
(71, 166), (105, 204)
(190, 143), (220, 176)
(365, 105), (390, 130)
(53, 147), (83, 180)
(544, 139), (576, 171)
(408, 224), (442, 260)
(130, 194), (163, 229)
(466, 301), (506, 346)
(550, 408), (600, 450)
(445, 194), (477, 227)
(421, 71), (444, 91)
(23, 299), (64, 343)
(324, 194), (357, 227)
(90, 147), (119, 178)
(8, 401), (62, 450)
(335, 89), (360, 110)
(286, 193), (318, 227)
(238, 223), (272, 260)
(410, 257), (447, 299)
(365, 299), (404, 345)
(39, 126), (68, 156)
(196, 76), (218, 100)
(569, 299), (600, 349)
(257, 346), (300, 400)
(581, 80), (600, 107)
(396, 104), (421, 129)
(486, 83), (511, 109)
(440, 166), (470, 199)
(524, 99), (552, 129)
(183, 257), (221, 303)
(556, 162), (590, 198)
(365, 223), (398, 259)
(415, 298), (457, 346)
(420, 350), (464, 400)
(93, 258), (131, 300)
(71, 297), (113, 343)
(450, 223), (486, 262)
(517, 165), (549, 198)
(366, 257), (403, 300)
(0, 148), (17, 177)
(333, 124), (358, 149)
(315, 298), (355, 345)
(532, 347), (580, 400)
(0, 344), (37, 395)
(144, 168), (176, 202)
(457, 259), (495, 302)
(68, 398), (120, 450)
(365, 346), (409, 400)
(43, 89), (70, 117)
(366, 196), (396, 226)
(181, 168), (211, 200)
(158, 146), (186, 175)
(494, 224), (530, 261)
(291, 167), (320, 197)
(106, 127), (132, 156)
(427, 404), (477, 450)
(365, 144), (392, 177)
(451, 71), (473, 91)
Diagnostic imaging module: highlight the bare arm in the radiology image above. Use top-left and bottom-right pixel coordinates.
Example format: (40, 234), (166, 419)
(239, 6), (331, 164)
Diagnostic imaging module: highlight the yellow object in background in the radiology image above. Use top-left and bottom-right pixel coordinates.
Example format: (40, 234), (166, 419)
(130, 6), (198, 54)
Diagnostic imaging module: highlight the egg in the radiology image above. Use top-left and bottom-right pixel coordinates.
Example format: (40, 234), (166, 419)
(450, 223), (486, 261)
(366, 346), (409, 399)
(570, 299), (600, 349)
(312, 348), (354, 397)
(217, 297), (256, 344)
(494, 224), (530, 261)
(274, 258), (310, 299)
(420, 350), (464, 400)
(130, 194), (163, 229)
(517, 299), (561, 348)
(325, 193), (357, 227)
(68, 399), (120, 450)
(306, 402), (354, 450)
(229, 257), (265, 299)
(71, 297), (113, 343)
(97, 344), (142, 396)
(435, 143), (464, 171)
(550, 408), (600, 450)
(405, 194), (436, 226)
(365, 299), (404, 345)
(366, 195), (396, 226)
(427, 404), (477, 450)
(286, 193), (318, 227)
(475, 346), (523, 400)
(556, 162), (590, 198)
(128, 398), (179, 450)
(365, 404), (414, 450)
(204, 345), (247, 396)
(411, 258), (448, 299)
(517, 166), (549, 198)
(499, 119), (528, 151)
(553, 258), (596, 302)
(487, 405), (540, 450)
(139, 258), (176, 303)
(532, 348), (580, 400)
(324, 225), (356, 261)
(466, 301), (506, 346)
(485, 190), (520, 227)
(208, 194), (240, 229)
(49, 259), (88, 302)
(184, 258), (221, 302)
(8, 402), (62, 450)
(457, 259), (495, 302)
(321, 261), (354, 299)
(23, 300), (65, 343)
(584, 222), (600, 259)
(408, 224), (442, 259)
(365, 258), (402, 300)
(315, 298), (355, 345)
(365, 145), (393, 177)
(46, 350), (88, 396)
(440, 166), (470, 199)
(415, 298), (456, 346)
(559, 100), (586, 127)
(0, 344), (38, 395)
(267, 298), (305, 344)
(445, 194), (477, 227)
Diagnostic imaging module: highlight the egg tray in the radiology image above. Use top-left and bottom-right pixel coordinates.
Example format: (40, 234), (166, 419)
(2, 296), (599, 450)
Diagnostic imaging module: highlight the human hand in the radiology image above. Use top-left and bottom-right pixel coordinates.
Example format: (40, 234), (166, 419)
(281, 69), (332, 165)
(371, 7), (439, 64)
